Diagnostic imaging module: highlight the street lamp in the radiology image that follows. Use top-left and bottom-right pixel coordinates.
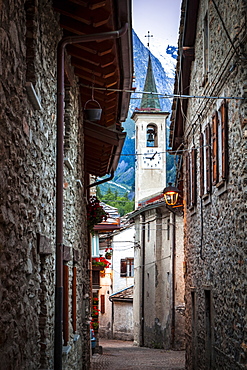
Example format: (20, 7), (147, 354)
(163, 183), (181, 206)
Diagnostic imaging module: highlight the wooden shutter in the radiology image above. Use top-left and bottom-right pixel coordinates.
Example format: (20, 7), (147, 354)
(212, 112), (218, 185)
(72, 266), (77, 333)
(191, 147), (197, 206)
(221, 100), (228, 180)
(205, 124), (211, 193)
(100, 295), (105, 314)
(185, 152), (191, 208)
(120, 259), (127, 277)
(63, 264), (69, 346)
(200, 133), (204, 197)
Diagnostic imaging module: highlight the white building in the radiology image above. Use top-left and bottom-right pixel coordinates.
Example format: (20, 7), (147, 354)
(98, 222), (135, 340)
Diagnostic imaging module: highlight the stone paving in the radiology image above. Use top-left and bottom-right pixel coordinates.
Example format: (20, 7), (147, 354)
(91, 339), (185, 370)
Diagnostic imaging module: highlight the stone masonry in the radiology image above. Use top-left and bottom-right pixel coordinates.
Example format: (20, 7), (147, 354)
(0, 0), (90, 369)
(173, 0), (247, 369)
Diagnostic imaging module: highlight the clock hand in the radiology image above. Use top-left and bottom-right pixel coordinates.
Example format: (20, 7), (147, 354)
(150, 151), (157, 159)
(145, 151), (157, 160)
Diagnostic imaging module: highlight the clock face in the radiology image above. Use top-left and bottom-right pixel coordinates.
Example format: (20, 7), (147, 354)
(141, 148), (162, 169)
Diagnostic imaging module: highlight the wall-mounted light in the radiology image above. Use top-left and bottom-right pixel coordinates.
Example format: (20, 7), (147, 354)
(163, 183), (181, 206)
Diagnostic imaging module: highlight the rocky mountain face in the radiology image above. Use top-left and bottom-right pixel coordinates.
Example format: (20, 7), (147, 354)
(99, 30), (177, 198)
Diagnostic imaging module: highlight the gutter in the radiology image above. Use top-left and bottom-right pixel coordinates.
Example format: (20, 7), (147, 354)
(55, 24), (129, 370)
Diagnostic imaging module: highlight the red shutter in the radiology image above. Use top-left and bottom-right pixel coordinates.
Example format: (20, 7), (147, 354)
(200, 133), (204, 197)
(221, 100), (228, 180)
(212, 112), (218, 185)
(63, 264), (69, 346)
(205, 124), (211, 193)
(72, 266), (77, 333)
(100, 295), (105, 314)
(191, 147), (197, 206)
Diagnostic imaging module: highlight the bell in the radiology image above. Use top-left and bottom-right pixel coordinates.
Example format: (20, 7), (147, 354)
(147, 128), (155, 144)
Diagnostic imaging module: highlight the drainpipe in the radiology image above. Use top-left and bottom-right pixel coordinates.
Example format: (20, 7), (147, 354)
(55, 24), (128, 370)
(141, 213), (145, 347)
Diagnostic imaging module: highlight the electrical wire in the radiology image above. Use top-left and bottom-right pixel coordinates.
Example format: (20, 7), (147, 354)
(79, 83), (245, 101)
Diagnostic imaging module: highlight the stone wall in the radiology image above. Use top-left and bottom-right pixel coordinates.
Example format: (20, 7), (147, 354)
(180, 1), (247, 369)
(0, 0), (90, 368)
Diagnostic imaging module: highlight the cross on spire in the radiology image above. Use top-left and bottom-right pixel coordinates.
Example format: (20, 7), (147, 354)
(145, 31), (153, 48)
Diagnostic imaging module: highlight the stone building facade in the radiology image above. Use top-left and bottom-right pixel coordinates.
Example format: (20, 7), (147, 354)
(170, 0), (247, 369)
(0, 0), (133, 369)
(131, 200), (185, 350)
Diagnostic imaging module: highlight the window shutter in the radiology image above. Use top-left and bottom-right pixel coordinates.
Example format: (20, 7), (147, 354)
(185, 153), (190, 208)
(221, 100), (228, 180)
(120, 259), (127, 277)
(72, 266), (77, 333)
(191, 147), (197, 206)
(205, 124), (211, 193)
(212, 112), (218, 185)
(100, 295), (105, 314)
(200, 133), (204, 197)
(63, 264), (69, 346)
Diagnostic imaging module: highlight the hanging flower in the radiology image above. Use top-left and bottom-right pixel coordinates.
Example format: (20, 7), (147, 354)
(87, 196), (108, 234)
(105, 247), (113, 259)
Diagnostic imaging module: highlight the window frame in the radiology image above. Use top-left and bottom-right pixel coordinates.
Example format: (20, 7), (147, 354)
(200, 124), (211, 197)
(120, 258), (134, 278)
(186, 147), (197, 208)
(212, 100), (228, 186)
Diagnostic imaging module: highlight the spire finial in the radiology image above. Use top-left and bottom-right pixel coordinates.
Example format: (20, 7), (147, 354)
(145, 31), (153, 48)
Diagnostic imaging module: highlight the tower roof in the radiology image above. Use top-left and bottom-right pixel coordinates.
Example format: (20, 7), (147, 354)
(140, 54), (161, 110)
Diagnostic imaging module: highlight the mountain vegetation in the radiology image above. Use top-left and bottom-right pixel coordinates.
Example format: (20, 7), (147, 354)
(96, 187), (134, 216)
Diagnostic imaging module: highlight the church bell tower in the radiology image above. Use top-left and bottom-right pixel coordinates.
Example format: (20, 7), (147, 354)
(132, 54), (169, 207)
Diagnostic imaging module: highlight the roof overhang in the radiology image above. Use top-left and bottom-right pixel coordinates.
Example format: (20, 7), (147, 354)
(53, 0), (133, 176)
(170, 0), (200, 151)
(84, 120), (126, 176)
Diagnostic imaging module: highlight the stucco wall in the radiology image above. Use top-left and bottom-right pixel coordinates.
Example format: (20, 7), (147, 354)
(133, 208), (185, 350)
(112, 301), (134, 341)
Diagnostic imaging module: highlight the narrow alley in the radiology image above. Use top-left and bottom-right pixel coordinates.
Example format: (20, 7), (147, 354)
(91, 339), (185, 370)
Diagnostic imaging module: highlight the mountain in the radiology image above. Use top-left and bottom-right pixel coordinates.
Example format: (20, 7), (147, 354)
(99, 30), (177, 198)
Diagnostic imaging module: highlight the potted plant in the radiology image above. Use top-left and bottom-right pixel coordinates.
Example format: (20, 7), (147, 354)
(87, 196), (108, 235)
(92, 256), (111, 269)
(105, 247), (113, 260)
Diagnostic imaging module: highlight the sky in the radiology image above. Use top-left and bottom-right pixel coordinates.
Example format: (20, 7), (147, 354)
(132, 0), (182, 47)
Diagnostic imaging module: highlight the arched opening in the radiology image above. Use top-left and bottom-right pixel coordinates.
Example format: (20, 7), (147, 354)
(146, 124), (158, 147)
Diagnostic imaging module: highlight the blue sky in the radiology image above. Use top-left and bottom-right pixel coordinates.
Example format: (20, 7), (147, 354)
(132, 0), (182, 47)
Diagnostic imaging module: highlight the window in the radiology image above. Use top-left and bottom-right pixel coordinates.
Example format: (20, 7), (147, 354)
(186, 147), (197, 208)
(146, 124), (157, 147)
(120, 258), (134, 277)
(212, 101), (228, 185)
(200, 124), (211, 197)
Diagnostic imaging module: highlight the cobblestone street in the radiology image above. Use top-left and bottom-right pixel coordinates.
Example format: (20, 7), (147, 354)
(91, 339), (185, 370)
